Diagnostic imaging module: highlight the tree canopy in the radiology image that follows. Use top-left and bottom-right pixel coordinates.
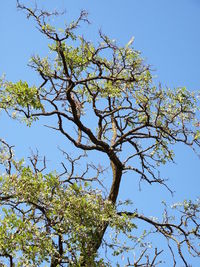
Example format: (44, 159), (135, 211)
(0, 1), (200, 266)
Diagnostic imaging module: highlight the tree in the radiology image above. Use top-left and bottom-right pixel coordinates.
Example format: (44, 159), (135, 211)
(0, 1), (200, 266)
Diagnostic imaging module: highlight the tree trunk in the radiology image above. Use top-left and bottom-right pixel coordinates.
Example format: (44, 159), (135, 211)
(80, 160), (123, 265)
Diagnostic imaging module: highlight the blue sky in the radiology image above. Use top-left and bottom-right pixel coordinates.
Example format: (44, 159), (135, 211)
(1, 0), (200, 265)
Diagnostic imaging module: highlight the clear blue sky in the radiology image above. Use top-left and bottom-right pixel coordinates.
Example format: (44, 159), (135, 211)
(1, 0), (200, 266)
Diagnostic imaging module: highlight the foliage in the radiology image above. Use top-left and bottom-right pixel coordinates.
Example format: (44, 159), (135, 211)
(0, 1), (200, 266)
(0, 142), (136, 266)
